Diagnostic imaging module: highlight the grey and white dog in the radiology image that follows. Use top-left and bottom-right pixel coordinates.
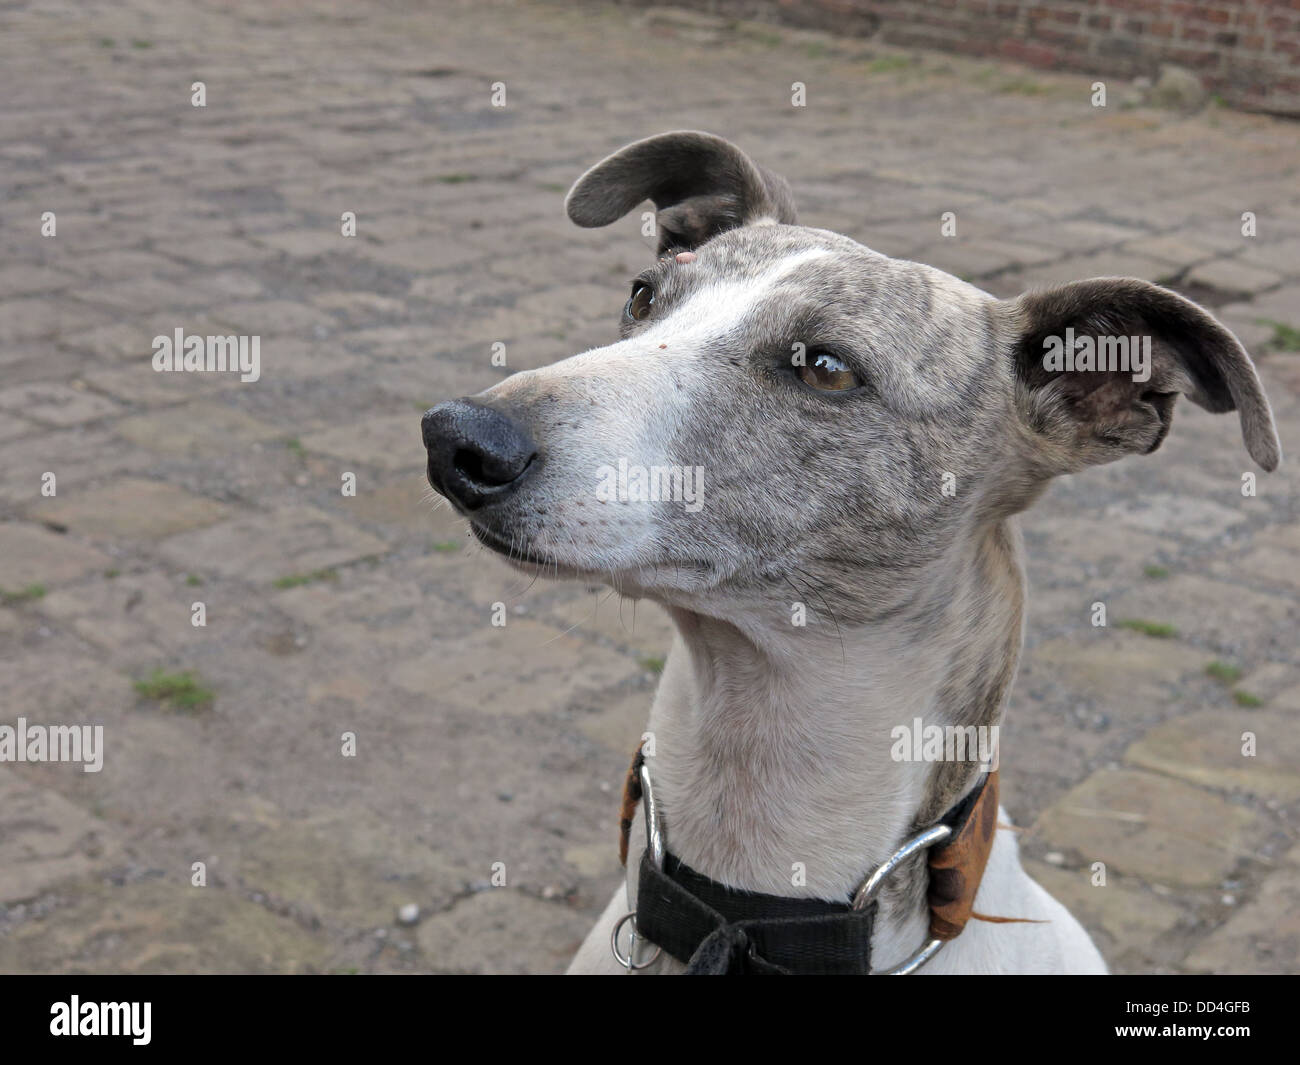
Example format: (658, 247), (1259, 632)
(422, 131), (1281, 974)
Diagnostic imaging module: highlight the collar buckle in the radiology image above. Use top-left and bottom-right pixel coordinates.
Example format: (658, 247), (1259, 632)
(851, 822), (954, 974)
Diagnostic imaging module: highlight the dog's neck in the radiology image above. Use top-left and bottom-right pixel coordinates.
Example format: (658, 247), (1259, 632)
(642, 521), (1025, 965)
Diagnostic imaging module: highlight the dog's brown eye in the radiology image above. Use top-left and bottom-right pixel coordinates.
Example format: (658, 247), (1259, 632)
(799, 351), (859, 391)
(626, 282), (655, 322)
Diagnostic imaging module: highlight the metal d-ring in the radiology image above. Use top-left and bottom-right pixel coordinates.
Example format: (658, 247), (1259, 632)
(609, 760), (667, 970)
(640, 760), (665, 871)
(852, 822), (954, 975)
(611, 911), (662, 970)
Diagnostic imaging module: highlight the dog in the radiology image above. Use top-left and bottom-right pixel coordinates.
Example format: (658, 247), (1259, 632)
(422, 131), (1281, 974)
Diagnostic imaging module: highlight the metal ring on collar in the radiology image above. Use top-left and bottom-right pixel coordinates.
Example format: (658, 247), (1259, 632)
(610, 760), (666, 970)
(640, 761), (665, 871)
(851, 822), (954, 975)
(611, 911), (662, 970)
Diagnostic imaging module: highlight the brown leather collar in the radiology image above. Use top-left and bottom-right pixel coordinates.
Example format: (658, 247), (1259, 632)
(618, 742), (1001, 946)
(927, 767), (999, 940)
(617, 742), (647, 867)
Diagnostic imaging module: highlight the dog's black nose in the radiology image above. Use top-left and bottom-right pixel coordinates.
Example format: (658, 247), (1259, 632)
(422, 399), (539, 511)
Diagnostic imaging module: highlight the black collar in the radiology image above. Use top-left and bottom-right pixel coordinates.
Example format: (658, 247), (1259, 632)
(635, 850), (876, 974)
(620, 747), (999, 974)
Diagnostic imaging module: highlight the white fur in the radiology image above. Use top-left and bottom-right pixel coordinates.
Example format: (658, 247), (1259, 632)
(565, 597), (1108, 975)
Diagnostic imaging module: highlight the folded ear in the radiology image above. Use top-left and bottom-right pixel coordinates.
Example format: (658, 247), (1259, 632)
(1002, 277), (1281, 475)
(565, 130), (797, 253)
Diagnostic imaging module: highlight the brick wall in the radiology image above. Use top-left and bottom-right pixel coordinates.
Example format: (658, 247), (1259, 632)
(633, 0), (1300, 115)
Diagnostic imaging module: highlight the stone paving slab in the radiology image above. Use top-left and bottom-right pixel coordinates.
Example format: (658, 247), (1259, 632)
(1184, 848), (1300, 975)
(29, 477), (232, 541)
(0, 523), (112, 591)
(0, 383), (122, 429)
(157, 506), (390, 583)
(1033, 768), (1270, 889)
(1125, 709), (1300, 804)
(0, 768), (117, 908)
(390, 619), (644, 715)
(1023, 859), (1187, 973)
(414, 888), (595, 975)
(0, 0), (1297, 975)
(0, 877), (334, 975)
(113, 402), (284, 455)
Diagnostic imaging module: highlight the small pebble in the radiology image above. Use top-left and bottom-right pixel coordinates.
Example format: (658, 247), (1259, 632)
(397, 903), (420, 926)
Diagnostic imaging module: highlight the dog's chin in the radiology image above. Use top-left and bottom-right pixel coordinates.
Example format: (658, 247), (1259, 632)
(468, 522), (585, 578)
(467, 521), (721, 594)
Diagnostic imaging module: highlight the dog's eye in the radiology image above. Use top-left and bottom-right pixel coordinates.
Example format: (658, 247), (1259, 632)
(799, 351), (860, 392)
(626, 282), (655, 322)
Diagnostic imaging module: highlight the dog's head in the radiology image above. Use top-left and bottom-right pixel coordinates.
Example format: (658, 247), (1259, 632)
(423, 131), (1280, 619)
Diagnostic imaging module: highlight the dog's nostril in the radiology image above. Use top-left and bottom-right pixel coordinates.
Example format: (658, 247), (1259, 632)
(454, 447), (487, 484)
(456, 445), (537, 489)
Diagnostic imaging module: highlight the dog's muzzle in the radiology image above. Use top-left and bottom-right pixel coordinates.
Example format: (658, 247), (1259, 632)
(422, 399), (539, 511)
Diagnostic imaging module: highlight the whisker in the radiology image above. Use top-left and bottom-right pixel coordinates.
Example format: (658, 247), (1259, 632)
(791, 564), (847, 671)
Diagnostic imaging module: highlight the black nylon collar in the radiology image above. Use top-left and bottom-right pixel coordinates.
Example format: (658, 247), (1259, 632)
(635, 850), (876, 974)
(629, 772), (994, 974)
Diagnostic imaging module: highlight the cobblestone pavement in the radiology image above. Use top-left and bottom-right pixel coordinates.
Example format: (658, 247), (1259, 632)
(1, 0), (1297, 974)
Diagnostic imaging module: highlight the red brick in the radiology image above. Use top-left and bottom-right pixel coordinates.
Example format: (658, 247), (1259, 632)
(998, 38), (1062, 65)
(722, 0), (1300, 116)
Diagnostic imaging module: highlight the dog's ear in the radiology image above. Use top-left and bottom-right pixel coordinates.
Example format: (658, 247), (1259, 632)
(1001, 277), (1281, 475)
(565, 130), (797, 253)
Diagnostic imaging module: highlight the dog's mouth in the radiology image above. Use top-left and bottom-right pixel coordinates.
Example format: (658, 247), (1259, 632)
(468, 521), (572, 571)
(468, 517), (723, 594)
(470, 522), (551, 566)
